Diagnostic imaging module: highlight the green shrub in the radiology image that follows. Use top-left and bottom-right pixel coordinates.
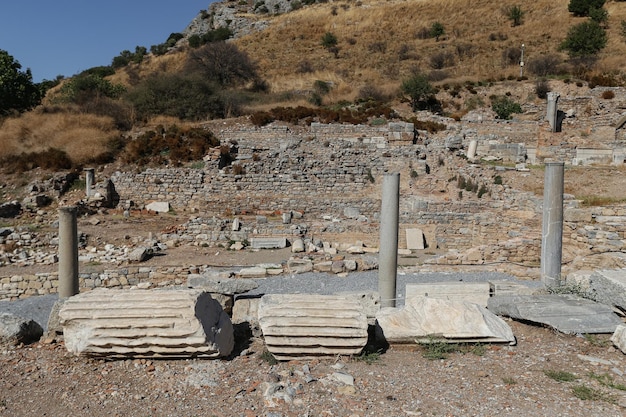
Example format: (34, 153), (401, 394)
(401, 73), (434, 111)
(560, 20), (607, 57)
(505, 5), (524, 26)
(568, 0), (605, 17)
(126, 74), (224, 120)
(321, 32), (338, 49)
(491, 95), (522, 119)
(429, 22), (445, 41)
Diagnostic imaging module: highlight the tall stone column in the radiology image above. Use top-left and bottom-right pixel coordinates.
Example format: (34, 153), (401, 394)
(84, 168), (95, 198)
(541, 162), (564, 288)
(378, 173), (400, 308)
(58, 206), (79, 298)
(546, 92), (560, 133)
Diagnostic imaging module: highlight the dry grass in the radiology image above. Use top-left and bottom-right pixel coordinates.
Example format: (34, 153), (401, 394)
(0, 108), (119, 165)
(233, 0), (601, 101)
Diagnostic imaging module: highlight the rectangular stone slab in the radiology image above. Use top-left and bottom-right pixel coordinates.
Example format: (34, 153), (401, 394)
(250, 237), (287, 249)
(488, 294), (623, 334)
(59, 288), (234, 358)
(406, 282), (490, 307)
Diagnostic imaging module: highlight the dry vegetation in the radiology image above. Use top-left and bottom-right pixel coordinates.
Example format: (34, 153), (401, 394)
(0, 109), (118, 166)
(234, 0), (626, 101)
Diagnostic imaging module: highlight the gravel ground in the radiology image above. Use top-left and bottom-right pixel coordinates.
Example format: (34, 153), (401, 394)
(1, 272), (625, 416)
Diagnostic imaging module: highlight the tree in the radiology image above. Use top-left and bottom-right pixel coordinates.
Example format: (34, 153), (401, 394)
(568, 0), (605, 17)
(429, 22), (445, 41)
(0, 49), (42, 115)
(401, 73), (433, 111)
(560, 20), (607, 57)
(505, 5), (525, 27)
(186, 42), (259, 86)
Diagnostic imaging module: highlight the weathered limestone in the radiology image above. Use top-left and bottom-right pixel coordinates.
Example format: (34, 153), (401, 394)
(576, 269), (626, 311)
(58, 207), (79, 298)
(145, 201), (170, 213)
(250, 237), (287, 249)
(187, 273), (259, 294)
(467, 140), (478, 159)
(59, 288), (234, 358)
(611, 324), (626, 354)
(0, 313), (43, 345)
(375, 297), (515, 344)
(379, 173), (400, 308)
(541, 162), (564, 288)
(488, 294), (622, 334)
(546, 92), (560, 132)
(258, 294), (368, 360)
(405, 228), (425, 250)
(405, 282), (491, 307)
(84, 168), (95, 198)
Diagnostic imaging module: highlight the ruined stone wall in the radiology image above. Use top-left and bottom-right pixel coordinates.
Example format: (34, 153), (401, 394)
(111, 122), (420, 217)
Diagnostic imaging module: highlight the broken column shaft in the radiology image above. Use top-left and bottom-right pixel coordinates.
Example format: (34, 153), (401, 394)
(541, 161), (564, 288)
(84, 168), (95, 198)
(58, 206), (79, 298)
(378, 173), (400, 308)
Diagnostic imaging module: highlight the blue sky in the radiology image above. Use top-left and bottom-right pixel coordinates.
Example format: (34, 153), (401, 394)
(1, 1), (210, 82)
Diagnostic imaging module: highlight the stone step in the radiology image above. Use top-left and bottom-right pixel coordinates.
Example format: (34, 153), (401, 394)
(258, 294), (368, 361)
(406, 282), (491, 307)
(59, 288), (233, 358)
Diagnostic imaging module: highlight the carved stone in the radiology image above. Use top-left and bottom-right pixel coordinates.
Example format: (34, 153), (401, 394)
(59, 288), (233, 358)
(258, 294), (368, 360)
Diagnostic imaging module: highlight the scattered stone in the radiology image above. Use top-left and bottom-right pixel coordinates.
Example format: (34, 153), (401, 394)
(488, 294), (622, 334)
(376, 296), (515, 344)
(145, 201), (170, 213)
(286, 258), (313, 274)
(250, 237), (287, 249)
(238, 266), (267, 278)
(187, 274), (259, 294)
(405, 228), (425, 250)
(611, 324), (626, 354)
(129, 247), (153, 263)
(291, 238), (305, 253)
(0, 201), (21, 218)
(0, 313), (43, 345)
(59, 288), (233, 358)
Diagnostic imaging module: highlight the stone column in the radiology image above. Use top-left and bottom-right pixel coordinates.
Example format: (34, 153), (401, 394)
(541, 162), (564, 288)
(467, 140), (478, 160)
(84, 168), (95, 198)
(378, 173), (400, 308)
(58, 206), (79, 298)
(546, 92), (560, 133)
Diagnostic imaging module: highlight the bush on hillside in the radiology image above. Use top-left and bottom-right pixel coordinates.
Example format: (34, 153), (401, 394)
(527, 54), (563, 77)
(502, 47), (522, 66)
(126, 74), (225, 121)
(535, 79), (550, 99)
(430, 22), (445, 41)
(429, 51), (455, 69)
(560, 20), (607, 58)
(1, 148), (73, 173)
(491, 95), (522, 119)
(505, 5), (524, 27)
(568, 0), (605, 17)
(121, 126), (219, 166)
